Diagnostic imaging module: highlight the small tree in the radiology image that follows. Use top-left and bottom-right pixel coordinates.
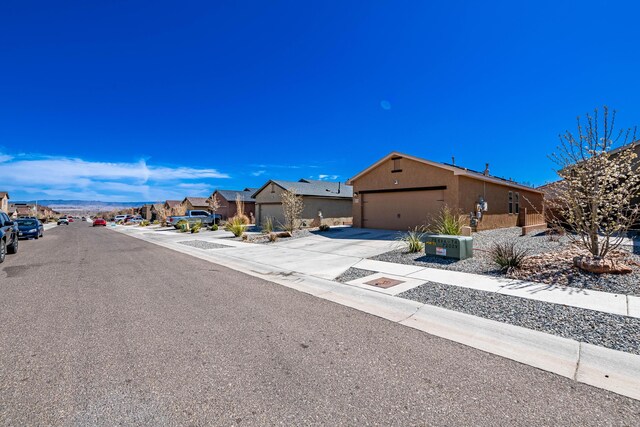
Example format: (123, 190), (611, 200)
(171, 203), (187, 217)
(155, 204), (169, 226)
(208, 194), (220, 217)
(281, 189), (304, 232)
(549, 106), (639, 259)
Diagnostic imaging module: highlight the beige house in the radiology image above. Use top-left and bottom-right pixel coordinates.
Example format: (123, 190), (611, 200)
(0, 192), (8, 213)
(209, 188), (257, 220)
(164, 200), (181, 213)
(181, 197), (210, 212)
(253, 179), (353, 227)
(347, 152), (545, 232)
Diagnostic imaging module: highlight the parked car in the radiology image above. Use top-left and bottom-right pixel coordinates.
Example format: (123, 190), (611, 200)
(92, 218), (107, 226)
(68, 218), (74, 223)
(16, 218), (44, 239)
(124, 216), (143, 224)
(81, 216), (87, 221)
(0, 210), (19, 263)
(167, 210), (221, 228)
(57, 217), (69, 225)
(114, 215), (127, 223)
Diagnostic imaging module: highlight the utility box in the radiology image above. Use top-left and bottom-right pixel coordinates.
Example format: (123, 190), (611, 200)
(423, 235), (473, 260)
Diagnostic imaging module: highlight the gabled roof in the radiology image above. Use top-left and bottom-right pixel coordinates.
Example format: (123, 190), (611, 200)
(214, 188), (258, 203)
(183, 196), (209, 206)
(252, 179), (353, 199)
(151, 203), (164, 210)
(0, 192), (8, 199)
(165, 200), (181, 208)
(347, 152), (544, 194)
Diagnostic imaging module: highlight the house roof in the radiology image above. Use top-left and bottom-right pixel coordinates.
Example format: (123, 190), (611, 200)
(165, 200), (181, 208)
(214, 188), (258, 203)
(151, 203), (164, 210)
(0, 192), (8, 199)
(253, 179), (353, 199)
(347, 152), (544, 194)
(183, 197), (210, 206)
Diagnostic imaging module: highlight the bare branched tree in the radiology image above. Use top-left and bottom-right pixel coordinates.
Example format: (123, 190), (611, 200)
(172, 203), (187, 217)
(549, 106), (639, 259)
(234, 194), (250, 224)
(208, 194), (220, 216)
(281, 189), (304, 232)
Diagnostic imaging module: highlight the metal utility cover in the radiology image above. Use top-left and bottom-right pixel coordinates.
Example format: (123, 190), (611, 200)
(363, 277), (405, 289)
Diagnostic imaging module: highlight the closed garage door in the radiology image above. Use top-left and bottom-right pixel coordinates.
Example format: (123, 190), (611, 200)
(362, 190), (444, 230)
(257, 204), (285, 226)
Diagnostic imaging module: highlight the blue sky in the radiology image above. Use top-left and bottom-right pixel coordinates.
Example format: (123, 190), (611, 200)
(1, 1), (639, 202)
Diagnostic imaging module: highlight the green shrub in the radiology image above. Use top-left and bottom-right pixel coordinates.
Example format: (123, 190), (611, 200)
(397, 226), (426, 253)
(140, 220), (150, 227)
(429, 206), (464, 235)
(318, 224), (330, 232)
(190, 221), (202, 233)
(176, 219), (189, 233)
(210, 223), (219, 231)
(490, 240), (529, 272)
(224, 216), (248, 237)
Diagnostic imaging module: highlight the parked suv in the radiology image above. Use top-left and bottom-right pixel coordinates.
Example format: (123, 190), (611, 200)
(0, 211), (19, 263)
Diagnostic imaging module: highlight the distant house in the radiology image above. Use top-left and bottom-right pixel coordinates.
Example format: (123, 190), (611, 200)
(139, 204), (154, 221)
(164, 200), (181, 213)
(252, 179), (353, 227)
(149, 203), (165, 221)
(181, 197), (210, 212)
(209, 188), (257, 220)
(0, 192), (9, 213)
(347, 152), (545, 232)
(13, 203), (37, 218)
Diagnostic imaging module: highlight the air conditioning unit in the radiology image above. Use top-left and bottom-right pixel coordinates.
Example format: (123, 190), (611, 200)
(423, 235), (473, 260)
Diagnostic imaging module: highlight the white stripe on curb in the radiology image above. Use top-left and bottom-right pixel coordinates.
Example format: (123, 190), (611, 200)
(112, 226), (640, 401)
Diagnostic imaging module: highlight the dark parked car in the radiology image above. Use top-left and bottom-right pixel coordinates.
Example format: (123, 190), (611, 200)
(16, 218), (44, 239)
(0, 211), (19, 263)
(92, 218), (107, 226)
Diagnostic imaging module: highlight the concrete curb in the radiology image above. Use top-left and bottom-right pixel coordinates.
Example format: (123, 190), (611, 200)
(113, 227), (640, 401)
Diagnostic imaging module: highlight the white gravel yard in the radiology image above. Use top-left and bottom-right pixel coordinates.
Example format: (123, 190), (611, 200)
(369, 227), (640, 296)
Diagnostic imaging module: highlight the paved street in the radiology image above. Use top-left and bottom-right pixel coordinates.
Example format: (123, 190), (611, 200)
(1, 223), (639, 426)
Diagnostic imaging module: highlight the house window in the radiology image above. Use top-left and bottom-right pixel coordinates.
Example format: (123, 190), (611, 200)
(508, 191), (513, 214)
(514, 192), (520, 214)
(392, 157), (402, 173)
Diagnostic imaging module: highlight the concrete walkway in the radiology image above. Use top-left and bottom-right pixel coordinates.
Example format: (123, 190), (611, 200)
(113, 225), (640, 319)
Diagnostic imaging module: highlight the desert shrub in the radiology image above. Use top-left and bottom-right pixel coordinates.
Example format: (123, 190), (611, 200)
(241, 233), (248, 241)
(176, 219), (189, 233)
(490, 240), (529, 272)
(152, 220), (159, 225)
(140, 220), (150, 227)
(318, 224), (330, 232)
(397, 226), (426, 253)
(224, 216), (248, 237)
(190, 221), (202, 233)
(268, 232), (278, 242)
(262, 217), (275, 233)
(429, 206), (464, 235)
(210, 223), (219, 231)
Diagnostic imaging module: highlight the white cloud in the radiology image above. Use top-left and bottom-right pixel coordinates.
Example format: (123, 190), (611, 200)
(0, 153), (229, 201)
(251, 170), (266, 176)
(317, 174), (339, 180)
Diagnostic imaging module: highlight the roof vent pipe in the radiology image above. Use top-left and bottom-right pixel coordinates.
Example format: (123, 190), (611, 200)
(483, 163), (490, 176)
(338, 182), (341, 194)
(452, 156), (455, 165)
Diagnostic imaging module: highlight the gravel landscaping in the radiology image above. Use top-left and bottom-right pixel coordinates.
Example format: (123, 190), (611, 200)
(335, 267), (377, 283)
(178, 240), (234, 250)
(398, 281), (640, 355)
(370, 227), (640, 296)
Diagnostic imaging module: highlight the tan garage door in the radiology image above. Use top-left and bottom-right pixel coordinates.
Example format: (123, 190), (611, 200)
(362, 190), (444, 230)
(258, 204), (285, 227)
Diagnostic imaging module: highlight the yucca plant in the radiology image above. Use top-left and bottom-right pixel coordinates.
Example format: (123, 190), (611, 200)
(139, 220), (150, 227)
(176, 219), (189, 233)
(397, 226), (426, 253)
(190, 221), (202, 233)
(210, 223), (219, 231)
(224, 216), (248, 237)
(490, 240), (529, 273)
(429, 205), (464, 235)
(262, 217), (275, 233)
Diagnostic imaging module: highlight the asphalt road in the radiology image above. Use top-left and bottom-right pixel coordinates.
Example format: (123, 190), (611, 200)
(1, 223), (639, 426)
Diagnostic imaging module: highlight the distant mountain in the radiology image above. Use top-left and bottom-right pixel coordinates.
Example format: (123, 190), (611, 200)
(14, 200), (152, 213)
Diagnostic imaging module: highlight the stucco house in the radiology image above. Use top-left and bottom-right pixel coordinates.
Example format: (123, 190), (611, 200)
(164, 200), (181, 213)
(0, 192), (9, 213)
(253, 179), (353, 227)
(181, 197), (210, 212)
(347, 152), (545, 232)
(209, 188), (257, 220)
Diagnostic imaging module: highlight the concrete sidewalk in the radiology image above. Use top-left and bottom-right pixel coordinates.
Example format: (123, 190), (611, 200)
(114, 225), (640, 319)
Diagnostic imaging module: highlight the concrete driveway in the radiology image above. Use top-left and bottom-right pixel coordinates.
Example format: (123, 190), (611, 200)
(117, 225), (399, 280)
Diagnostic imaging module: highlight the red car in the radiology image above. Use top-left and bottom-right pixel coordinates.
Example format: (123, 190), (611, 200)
(92, 218), (107, 226)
